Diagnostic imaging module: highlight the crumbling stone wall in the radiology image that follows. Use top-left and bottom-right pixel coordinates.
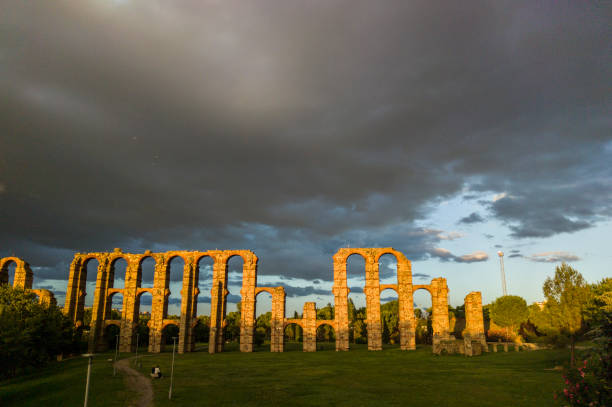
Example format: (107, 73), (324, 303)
(271, 287), (286, 352)
(332, 248), (414, 351)
(59, 246), (482, 356)
(464, 291), (487, 351)
(0, 257), (55, 306)
(302, 302), (317, 352)
(63, 248), (260, 354)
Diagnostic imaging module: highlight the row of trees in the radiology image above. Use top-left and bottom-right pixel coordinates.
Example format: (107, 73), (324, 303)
(483, 263), (610, 406)
(0, 286), (84, 379)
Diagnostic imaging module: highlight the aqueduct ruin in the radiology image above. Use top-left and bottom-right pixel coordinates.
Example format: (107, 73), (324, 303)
(5, 247), (487, 355)
(0, 256), (56, 306)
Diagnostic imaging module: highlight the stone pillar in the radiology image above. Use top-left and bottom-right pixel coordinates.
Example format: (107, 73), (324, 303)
(302, 302), (317, 352)
(63, 256), (83, 322)
(431, 277), (451, 347)
(119, 257), (139, 352)
(365, 256), (382, 351)
(188, 258), (201, 352)
(177, 256), (196, 353)
(332, 251), (350, 351)
(74, 258), (90, 327)
(464, 291), (487, 351)
(149, 257), (168, 353)
(240, 253), (258, 353)
(209, 253), (228, 354)
(88, 256), (110, 353)
(271, 287), (286, 352)
(396, 255), (415, 350)
(12, 260), (33, 289)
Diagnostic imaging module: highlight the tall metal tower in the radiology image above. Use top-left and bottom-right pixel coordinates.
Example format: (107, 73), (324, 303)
(497, 251), (507, 296)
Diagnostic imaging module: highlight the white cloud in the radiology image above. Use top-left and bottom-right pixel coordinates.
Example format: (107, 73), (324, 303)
(438, 231), (464, 240)
(457, 251), (489, 263)
(432, 247), (453, 257)
(493, 192), (508, 202)
(429, 248), (488, 263)
(527, 251), (580, 263)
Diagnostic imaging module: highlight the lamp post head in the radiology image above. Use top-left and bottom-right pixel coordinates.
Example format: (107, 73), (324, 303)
(497, 251), (504, 257)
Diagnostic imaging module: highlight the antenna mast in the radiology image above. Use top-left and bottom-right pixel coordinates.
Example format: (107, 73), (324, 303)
(497, 251), (507, 296)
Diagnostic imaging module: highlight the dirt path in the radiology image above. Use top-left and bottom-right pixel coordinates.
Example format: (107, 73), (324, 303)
(115, 357), (154, 407)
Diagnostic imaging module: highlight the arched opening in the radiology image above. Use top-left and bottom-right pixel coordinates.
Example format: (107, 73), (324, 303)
(83, 258), (100, 328)
(105, 323), (121, 350)
(380, 287), (399, 346)
(162, 323), (180, 348)
(222, 255), (244, 348)
(346, 253), (367, 345)
(378, 253), (398, 285)
(316, 323), (336, 351)
(140, 256), (155, 289)
(108, 292), (123, 320)
(194, 256), (214, 349)
(111, 257), (128, 289)
(413, 288), (433, 344)
(167, 256), (185, 319)
(225, 255), (244, 314)
(284, 323), (303, 351)
(254, 290), (273, 351)
(5, 260), (17, 287)
(136, 291), (152, 350)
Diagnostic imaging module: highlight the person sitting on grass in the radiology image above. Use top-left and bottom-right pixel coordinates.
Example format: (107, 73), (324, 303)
(150, 365), (162, 379)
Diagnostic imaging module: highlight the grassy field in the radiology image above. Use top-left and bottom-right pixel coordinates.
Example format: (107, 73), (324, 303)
(0, 351), (134, 407)
(1, 343), (568, 407)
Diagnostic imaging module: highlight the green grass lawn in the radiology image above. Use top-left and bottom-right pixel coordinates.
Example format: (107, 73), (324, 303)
(140, 342), (567, 407)
(1, 343), (568, 407)
(0, 352), (133, 407)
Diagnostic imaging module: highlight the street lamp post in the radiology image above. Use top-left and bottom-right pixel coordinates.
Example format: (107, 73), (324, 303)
(498, 251), (507, 296)
(83, 354), (94, 407)
(169, 336), (177, 400)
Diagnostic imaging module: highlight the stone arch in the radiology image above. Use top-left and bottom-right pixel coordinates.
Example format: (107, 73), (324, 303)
(254, 289), (273, 350)
(165, 255), (185, 316)
(161, 319), (180, 349)
(104, 321), (121, 350)
(0, 257), (19, 287)
(108, 256), (129, 289)
(412, 285), (433, 316)
(283, 321), (304, 351)
(106, 290), (124, 319)
(138, 255), (156, 289)
(332, 248), (416, 352)
(206, 250), (259, 354)
(316, 322), (336, 350)
(413, 279), (451, 350)
(284, 320), (304, 329)
(30, 289), (56, 307)
(162, 319), (180, 329)
(255, 287), (275, 297)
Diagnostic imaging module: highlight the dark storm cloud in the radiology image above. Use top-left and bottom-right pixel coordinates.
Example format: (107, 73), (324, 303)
(1, 0), (610, 290)
(458, 212), (485, 224)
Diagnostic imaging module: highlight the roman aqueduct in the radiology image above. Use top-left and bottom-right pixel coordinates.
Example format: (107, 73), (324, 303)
(1, 247), (487, 354)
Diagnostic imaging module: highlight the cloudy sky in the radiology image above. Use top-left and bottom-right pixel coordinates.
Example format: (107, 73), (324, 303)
(1, 0), (610, 316)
